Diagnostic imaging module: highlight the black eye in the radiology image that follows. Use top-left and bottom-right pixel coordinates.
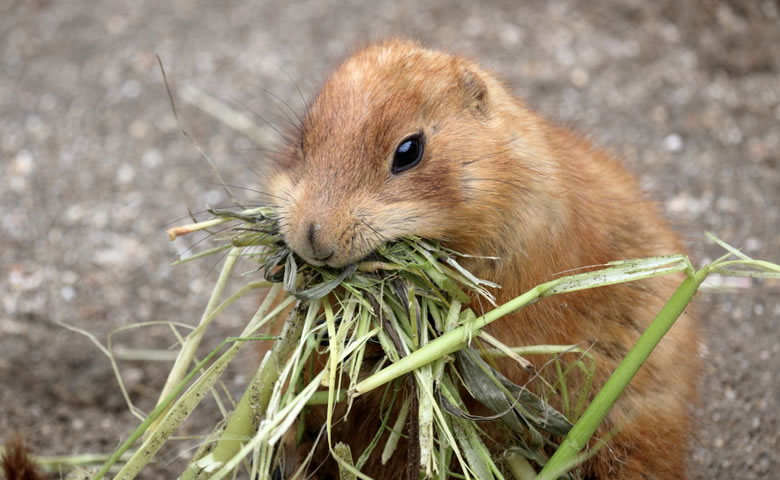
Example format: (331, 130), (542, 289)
(391, 134), (424, 174)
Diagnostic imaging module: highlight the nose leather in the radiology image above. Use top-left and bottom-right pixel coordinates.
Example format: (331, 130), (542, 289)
(306, 222), (333, 260)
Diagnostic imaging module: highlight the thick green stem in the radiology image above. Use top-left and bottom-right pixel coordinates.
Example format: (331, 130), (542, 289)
(183, 302), (306, 478)
(536, 268), (708, 480)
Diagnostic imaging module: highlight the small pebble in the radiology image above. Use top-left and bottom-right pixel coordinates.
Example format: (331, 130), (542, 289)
(663, 133), (683, 152)
(724, 388), (737, 401)
(744, 237), (762, 252)
(61, 285), (75, 302)
(569, 68), (589, 88)
(117, 163), (136, 184)
(121, 79), (141, 99)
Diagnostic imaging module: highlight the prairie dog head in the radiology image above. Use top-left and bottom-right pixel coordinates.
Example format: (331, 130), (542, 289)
(267, 40), (545, 268)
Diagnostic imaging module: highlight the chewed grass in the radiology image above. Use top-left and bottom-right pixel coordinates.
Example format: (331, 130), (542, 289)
(163, 206), (579, 479)
(87, 205), (583, 480)
(70, 206), (779, 480)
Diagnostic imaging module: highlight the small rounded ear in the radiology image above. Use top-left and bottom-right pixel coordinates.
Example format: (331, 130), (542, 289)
(458, 66), (489, 117)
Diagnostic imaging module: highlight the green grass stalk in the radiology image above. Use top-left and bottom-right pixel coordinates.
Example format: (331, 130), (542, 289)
(536, 267), (708, 480)
(91, 336), (247, 480)
(148, 247), (242, 437)
(504, 451), (538, 480)
(184, 299), (308, 478)
(353, 255), (689, 396)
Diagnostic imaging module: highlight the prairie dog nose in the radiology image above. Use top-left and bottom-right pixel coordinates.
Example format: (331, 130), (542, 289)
(306, 222), (334, 261)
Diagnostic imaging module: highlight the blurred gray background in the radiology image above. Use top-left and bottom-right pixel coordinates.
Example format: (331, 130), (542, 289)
(1, 0), (778, 478)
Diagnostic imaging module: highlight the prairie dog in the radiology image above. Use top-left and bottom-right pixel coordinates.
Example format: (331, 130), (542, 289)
(266, 39), (699, 479)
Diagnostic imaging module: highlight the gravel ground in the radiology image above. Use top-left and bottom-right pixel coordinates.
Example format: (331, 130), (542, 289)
(1, 1), (778, 478)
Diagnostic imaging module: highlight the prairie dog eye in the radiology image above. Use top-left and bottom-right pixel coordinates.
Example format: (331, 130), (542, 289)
(391, 133), (425, 174)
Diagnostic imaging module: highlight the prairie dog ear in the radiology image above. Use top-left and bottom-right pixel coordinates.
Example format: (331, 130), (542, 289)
(458, 66), (489, 116)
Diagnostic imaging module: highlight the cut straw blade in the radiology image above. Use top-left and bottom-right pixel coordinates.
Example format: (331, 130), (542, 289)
(547, 255), (690, 296)
(705, 232), (752, 260)
(381, 395), (412, 465)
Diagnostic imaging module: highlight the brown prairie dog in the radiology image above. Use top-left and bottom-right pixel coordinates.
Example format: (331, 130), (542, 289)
(266, 39), (700, 479)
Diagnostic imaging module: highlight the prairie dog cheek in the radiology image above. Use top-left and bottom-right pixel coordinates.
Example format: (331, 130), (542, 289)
(369, 200), (458, 242)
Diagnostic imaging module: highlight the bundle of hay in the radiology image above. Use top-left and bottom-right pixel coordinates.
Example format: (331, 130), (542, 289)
(78, 206), (775, 480)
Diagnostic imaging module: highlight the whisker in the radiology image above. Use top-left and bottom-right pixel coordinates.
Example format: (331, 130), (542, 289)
(156, 55), (238, 205)
(460, 147), (515, 166)
(358, 216), (390, 244)
(233, 97), (300, 146)
(204, 182), (288, 203)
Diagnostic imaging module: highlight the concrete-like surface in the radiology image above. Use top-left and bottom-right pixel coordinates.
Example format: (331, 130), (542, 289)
(1, 1), (777, 478)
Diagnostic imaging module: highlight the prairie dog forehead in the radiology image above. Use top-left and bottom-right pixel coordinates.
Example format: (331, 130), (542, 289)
(301, 43), (460, 155)
(341, 42), (456, 90)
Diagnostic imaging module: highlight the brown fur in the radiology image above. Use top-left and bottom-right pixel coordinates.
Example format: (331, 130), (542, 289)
(266, 39), (700, 479)
(1, 437), (46, 480)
